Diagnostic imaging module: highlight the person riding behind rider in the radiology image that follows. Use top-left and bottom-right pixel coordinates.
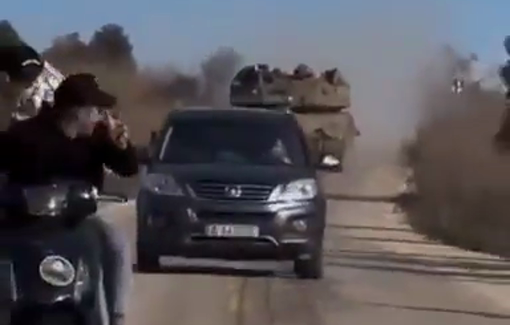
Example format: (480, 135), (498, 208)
(0, 73), (138, 325)
(0, 42), (64, 124)
(0, 43), (44, 115)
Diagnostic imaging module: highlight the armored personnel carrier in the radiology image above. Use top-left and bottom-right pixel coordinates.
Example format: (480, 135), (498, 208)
(229, 63), (359, 171)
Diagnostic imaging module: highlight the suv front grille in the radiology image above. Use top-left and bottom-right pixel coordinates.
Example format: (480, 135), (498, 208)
(191, 181), (274, 201)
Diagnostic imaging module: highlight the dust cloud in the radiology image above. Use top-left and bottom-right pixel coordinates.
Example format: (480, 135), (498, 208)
(249, 0), (453, 166)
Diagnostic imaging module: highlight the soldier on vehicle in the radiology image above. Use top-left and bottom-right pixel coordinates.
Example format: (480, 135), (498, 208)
(293, 63), (315, 79)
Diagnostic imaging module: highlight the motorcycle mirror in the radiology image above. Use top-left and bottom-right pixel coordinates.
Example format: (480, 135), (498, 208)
(316, 154), (343, 173)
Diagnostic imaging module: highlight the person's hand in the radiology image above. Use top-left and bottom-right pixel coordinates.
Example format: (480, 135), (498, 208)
(105, 111), (129, 150)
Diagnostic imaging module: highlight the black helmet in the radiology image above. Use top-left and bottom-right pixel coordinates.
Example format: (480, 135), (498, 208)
(3, 44), (44, 84)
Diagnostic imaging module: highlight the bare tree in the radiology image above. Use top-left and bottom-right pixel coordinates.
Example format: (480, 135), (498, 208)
(43, 32), (90, 71)
(88, 24), (136, 72)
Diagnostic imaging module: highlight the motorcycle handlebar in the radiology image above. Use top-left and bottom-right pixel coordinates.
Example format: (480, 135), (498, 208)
(96, 192), (128, 203)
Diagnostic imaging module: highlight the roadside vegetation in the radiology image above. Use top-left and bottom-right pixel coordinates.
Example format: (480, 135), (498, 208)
(401, 50), (510, 256)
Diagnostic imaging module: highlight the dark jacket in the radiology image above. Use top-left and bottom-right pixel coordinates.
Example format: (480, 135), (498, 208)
(0, 116), (138, 190)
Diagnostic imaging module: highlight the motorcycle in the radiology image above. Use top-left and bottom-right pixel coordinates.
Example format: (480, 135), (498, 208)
(0, 181), (127, 325)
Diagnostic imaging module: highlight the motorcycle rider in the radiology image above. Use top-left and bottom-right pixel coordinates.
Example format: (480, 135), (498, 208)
(0, 73), (138, 325)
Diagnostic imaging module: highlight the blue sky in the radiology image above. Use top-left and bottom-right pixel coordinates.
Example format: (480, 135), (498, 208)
(450, 0), (510, 63)
(4, 0), (509, 66)
(4, 0), (507, 144)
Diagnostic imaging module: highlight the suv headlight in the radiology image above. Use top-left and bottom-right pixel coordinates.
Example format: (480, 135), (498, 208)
(141, 173), (184, 196)
(39, 255), (75, 287)
(268, 178), (318, 202)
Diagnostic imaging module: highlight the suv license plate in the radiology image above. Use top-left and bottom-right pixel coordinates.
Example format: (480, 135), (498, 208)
(205, 224), (259, 238)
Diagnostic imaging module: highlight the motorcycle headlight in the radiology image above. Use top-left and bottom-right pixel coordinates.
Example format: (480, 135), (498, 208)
(268, 178), (318, 202)
(39, 255), (75, 287)
(141, 173), (184, 196)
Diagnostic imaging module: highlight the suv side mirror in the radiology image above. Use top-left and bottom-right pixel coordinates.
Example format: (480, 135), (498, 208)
(316, 155), (343, 173)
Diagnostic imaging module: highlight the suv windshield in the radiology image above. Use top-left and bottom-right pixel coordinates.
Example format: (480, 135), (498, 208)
(158, 117), (306, 166)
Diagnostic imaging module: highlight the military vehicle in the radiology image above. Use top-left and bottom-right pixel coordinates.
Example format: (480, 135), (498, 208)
(229, 63), (359, 171)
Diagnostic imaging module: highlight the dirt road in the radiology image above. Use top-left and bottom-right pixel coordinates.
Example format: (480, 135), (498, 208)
(103, 166), (510, 325)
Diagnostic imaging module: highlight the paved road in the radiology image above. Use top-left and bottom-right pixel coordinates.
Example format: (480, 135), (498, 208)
(102, 169), (510, 325)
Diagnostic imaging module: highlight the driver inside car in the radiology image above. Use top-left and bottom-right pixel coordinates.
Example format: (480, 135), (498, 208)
(269, 139), (292, 164)
(0, 73), (138, 325)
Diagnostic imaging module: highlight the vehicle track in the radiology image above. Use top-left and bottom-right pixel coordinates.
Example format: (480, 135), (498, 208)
(232, 274), (326, 325)
(234, 278), (249, 325)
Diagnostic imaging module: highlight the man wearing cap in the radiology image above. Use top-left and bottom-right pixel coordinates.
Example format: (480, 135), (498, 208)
(1, 73), (138, 325)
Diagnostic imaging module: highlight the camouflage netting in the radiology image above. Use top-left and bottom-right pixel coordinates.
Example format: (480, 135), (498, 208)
(230, 63), (351, 112)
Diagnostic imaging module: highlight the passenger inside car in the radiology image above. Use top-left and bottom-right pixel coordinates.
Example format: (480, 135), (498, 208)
(159, 118), (298, 166)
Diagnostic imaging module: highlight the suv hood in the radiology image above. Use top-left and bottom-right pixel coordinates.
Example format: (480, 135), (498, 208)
(148, 163), (315, 186)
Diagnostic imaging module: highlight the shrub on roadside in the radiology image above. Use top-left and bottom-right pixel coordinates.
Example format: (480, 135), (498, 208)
(402, 85), (510, 256)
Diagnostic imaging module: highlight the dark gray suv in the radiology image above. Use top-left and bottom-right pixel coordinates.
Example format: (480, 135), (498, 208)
(136, 107), (340, 279)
